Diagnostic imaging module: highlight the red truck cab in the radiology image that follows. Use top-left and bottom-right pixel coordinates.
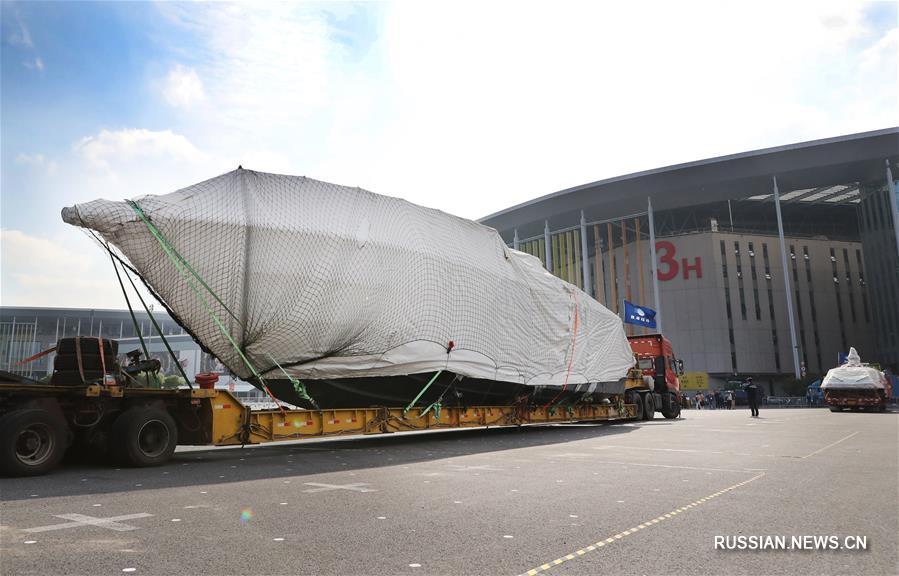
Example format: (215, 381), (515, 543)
(625, 334), (682, 420)
(627, 334), (681, 393)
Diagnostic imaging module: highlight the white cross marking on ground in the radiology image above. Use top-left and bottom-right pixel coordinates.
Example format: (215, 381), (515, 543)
(23, 513), (153, 533)
(446, 464), (500, 471)
(302, 482), (377, 493)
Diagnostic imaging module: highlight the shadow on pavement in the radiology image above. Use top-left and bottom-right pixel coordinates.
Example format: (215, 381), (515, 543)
(1, 420), (642, 501)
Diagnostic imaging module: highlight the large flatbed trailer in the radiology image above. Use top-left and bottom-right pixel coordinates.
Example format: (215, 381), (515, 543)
(0, 373), (640, 477)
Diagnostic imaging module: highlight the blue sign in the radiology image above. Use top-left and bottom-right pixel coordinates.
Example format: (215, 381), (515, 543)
(623, 300), (657, 328)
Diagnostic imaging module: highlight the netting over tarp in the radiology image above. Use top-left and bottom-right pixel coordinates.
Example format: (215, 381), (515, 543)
(62, 168), (635, 387)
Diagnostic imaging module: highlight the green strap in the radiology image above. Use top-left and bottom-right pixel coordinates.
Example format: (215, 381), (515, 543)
(404, 370), (443, 416)
(127, 200), (241, 325)
(127, 200), (268, 391)
(266, 354), (318, 409)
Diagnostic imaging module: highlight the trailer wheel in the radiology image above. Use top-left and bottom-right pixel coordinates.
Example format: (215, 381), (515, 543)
(631, 394), (644, 420)
(0, 409), (68, 477)
(643, 393), (655, 420)
(111, 407), (178, 467)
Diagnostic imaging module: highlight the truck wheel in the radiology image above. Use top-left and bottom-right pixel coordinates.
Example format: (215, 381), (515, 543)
(643, 393), (655, 420)
(662, 395), (680, 419)
(829, 406), (843, 412)
(632, 394), (644, 420)
(0, 409), (68, 477)
(111, 407), (178, 467)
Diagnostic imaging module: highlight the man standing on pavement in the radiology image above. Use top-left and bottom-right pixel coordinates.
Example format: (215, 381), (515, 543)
(744, 376), (759, 417)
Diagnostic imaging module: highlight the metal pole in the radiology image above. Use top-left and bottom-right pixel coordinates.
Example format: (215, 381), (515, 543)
(31, 317), (38, 378)
(727, 200), (734, 231)
(8, 316), (16, 372)
(52, 317), (59, 374)
(544, 221), (552, 272)
(773, 176), (801, 379)
(886, 160), (899, 259)
(513, 229), (520, 251)
(647, 197), (662, 333)
(580, 212), (591, 295)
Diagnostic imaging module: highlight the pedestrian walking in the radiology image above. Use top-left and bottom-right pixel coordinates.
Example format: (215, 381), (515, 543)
(743, 377), (759, 417)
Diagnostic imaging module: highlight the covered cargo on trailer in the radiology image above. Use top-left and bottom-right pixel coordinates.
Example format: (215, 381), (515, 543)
(62, 168), (634, 408)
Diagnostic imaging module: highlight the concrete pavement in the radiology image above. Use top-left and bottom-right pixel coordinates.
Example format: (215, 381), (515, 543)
(1, 408), (896, 575)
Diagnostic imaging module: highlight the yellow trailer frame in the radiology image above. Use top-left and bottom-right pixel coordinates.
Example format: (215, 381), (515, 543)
(0, 378), (643, 476)
(201, 390), (639, 446)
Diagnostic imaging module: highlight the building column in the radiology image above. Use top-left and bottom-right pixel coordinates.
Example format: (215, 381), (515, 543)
(773, 176), (801, 379)
(886, 160), (899, 258)
(647, 197), (662, 333)
(512, 229), (520, 251)
(580, 212), (592, 295)
(544, 221), (553, 272)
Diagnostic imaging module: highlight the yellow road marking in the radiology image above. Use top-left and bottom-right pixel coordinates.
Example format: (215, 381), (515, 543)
(517, 472), (765, 576)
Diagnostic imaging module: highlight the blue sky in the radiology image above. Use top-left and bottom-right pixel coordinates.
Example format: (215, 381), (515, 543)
(1, 1), (897, 308)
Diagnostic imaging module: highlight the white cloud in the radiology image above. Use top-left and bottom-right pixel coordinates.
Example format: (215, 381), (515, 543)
(3, 1), (897, 312)
(158, 3), (338, 130)
(6, 11), (33, 48)
(145, 1), (896, 220)
(15, 153), (57, 174)
(163, 64), (205, 108)
(22, 56), (43, 70)
(0, 229), (160, 309)
(74, 128), (205, 170)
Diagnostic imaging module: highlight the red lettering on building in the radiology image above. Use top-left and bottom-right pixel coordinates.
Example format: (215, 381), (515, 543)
(681, 257), (703, 279)
(656, 241), (679, 281)
(655, 241), (702, 281)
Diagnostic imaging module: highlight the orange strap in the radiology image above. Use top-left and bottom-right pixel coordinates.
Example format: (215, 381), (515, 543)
(543, 290), (581, 409)
(15, 346), (57, 366)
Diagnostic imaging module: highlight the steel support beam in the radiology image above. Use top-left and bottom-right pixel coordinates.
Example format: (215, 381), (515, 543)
(647, 197), (662, 333)
(773, 176), (801, 379)
(544, 221), (552, 272)
(886, 160), (899, 259)
(580, 211), (592, 295)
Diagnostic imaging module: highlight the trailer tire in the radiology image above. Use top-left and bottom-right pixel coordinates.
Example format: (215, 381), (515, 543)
(0, 409), (68, 477)
(632, 394), (643, 420)
(643, 393), (655, 420)
(111, 407), (178, 467)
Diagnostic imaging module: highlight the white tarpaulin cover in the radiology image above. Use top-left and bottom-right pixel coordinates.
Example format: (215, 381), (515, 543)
(820, 347), (886, 390)
(62, 168), (635, 386)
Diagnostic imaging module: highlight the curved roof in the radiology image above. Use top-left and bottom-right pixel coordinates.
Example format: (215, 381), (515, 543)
(479, 127), (899, 240)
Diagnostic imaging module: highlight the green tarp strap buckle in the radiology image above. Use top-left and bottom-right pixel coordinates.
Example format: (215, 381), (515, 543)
(267, 354), (318, 409)
(420, 400), (442, 421)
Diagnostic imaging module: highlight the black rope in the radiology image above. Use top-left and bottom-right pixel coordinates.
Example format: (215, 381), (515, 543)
(91, 231), (193, 391)
(121, 264), (193, 389)
(106, 244), (153, 372)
